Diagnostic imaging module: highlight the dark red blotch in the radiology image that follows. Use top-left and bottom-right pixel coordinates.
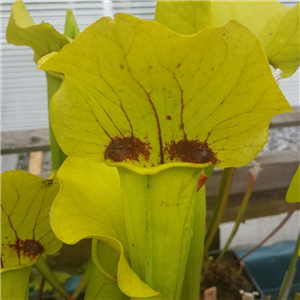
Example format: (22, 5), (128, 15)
(105, 136), (151, 162)
(9, 239), (44, 259)
(166, 139), (218, 164)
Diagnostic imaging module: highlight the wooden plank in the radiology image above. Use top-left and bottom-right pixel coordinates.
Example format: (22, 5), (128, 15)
(28, 151), (43, 175)
(206, 188), (294, 223)
(206, 151), (299, 222)
(206, 151), (299, 197)
(1, 129), (50, 154)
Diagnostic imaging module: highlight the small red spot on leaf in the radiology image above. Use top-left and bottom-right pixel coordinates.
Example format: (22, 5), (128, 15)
(166, 115), (172, 120)
(177, 63), (181, 68)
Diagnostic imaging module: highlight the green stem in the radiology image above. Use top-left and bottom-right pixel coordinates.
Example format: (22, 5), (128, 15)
(217, 171), (255, 261)
(46, 72), (67, 171)
(1, 267), (31, 300)
(277, 230), (300, 300)
(118, 166), (201, 300)
(37, 276), (46, 300)
(181, 184), (206, 300)
(204, 168), (235, 256)
(64, 9), (80, 39)
(232, 261), (244, 280)
(72, 261), (91, 299)
(35, 256), (73, 300)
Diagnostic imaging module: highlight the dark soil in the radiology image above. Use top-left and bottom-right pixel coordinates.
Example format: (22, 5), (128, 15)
(201, 252), (261, 300)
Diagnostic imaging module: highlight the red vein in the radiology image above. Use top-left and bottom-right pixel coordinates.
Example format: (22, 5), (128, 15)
(32, 188), (47, 240)
(124, 63), (164, 164)
(15, 186), (42, 232)
(1, 205), (21, 264)
(99, 73), (134, 136)
(173, 74), (187, 140)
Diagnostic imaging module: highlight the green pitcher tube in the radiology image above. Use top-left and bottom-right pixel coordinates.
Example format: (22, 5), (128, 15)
(1, 267), (31, 300)
(118, 166), (202, 300)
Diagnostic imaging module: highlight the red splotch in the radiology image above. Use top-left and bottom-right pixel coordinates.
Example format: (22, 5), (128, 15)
(8, 239), (44, 260)
(105, 136), (151, 162)
(166, 139), (218, 164)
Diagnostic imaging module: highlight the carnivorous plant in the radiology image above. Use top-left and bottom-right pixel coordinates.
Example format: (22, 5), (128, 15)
(38, 12), (291, 300)
(2, 1), (299, 299)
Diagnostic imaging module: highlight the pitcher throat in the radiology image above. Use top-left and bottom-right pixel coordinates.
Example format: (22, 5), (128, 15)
(118, 166), (202, 299)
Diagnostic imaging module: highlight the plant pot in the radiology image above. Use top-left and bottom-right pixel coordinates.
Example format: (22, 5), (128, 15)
(201, 251), (264, 300)
(236, 240), (300, 300)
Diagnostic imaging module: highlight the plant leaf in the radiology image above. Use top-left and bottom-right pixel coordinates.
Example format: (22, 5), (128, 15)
(85, 242), (129, 299)
(1, 171), (62, 272)
(286, 166), (300, 203)
(39, 14), (291, 173)
(51, 156), (161, 298)
(117, 165), (201, 299)
(46, 73), (68, 170)
(1, 267), (30, 299)
(64, 9), (80, 39)
(6, 1), (70, 63)
(155, 1), (300, 78)
(181, 185), (206, 299)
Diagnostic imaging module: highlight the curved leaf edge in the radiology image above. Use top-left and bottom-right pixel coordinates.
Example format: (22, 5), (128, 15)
(38, 16), (292, 173)
(51, 231), (161, 299)
(1, 170), (63, 272)
(50, 174), (161, 299)
(286, 165), (300, 203)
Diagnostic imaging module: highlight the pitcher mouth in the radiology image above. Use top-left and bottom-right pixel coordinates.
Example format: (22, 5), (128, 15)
(105, 160), (215, 175)
(104, 135), (218, 175)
